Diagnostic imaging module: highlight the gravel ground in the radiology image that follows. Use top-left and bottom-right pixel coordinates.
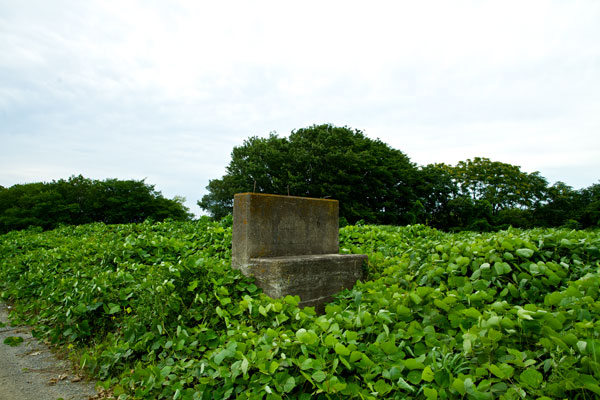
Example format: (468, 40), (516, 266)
(0, 303), (101, 400)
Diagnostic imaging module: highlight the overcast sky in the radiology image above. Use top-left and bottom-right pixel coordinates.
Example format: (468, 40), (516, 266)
(1, 0), (599, 215)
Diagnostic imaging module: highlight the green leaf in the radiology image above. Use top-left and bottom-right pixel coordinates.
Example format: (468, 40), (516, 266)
(584, 382), (600, 396)
(299, 358), (314, 370)
(311, 370), (326, 383)
(380, 340), (397, 355)
(493, 262), (505, 275)
(490, 382), (508, 394)
(282, 376), (295, 393)
(463, 338), (472, 353)
(489, 364), (505, 379)
(421, 366), (434, 382)
(269, 361), (280, 374)
(519, 368), (543, 388)
(334, 342), (350, 356)
(452, 378), (466, 395)
(404, 358), (425, 370)
(516, 308), (534, 320)
(434, 299), (450, 312)
(241, 358), (249, 375)
(397, 377), (414, 392)
(213, 346), (235, 365)
(3, 336), (24, 347)
(464, 377), (492, 400)
(423, 387), (438, 400)
(187, 280), (199, 291)
(409, 292), (422, 305)
(462, 308), (481, 318)
(516, 248), (534, 258)
(324, 334), (337, 347)
(384, 367), (402, 381)
(456, 256), (471, 267)
(407, 370), (422, 384)
(396, 305), (411, 316)
(296, 329), (318, 345)
(350, 351), (362, 363)
(374, 379), (392, 395)
(107, 303), (120, 314)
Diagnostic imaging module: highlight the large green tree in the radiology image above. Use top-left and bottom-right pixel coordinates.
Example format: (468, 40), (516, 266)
(450, 157), (548, 214)
(0, 176), (192, 233)
(414, 159), (554, 230)
(578, 182), (600, 228)
(413, 164), (459, 229)
(199, 124), (418, 224)
(532, 182), (581, 227)
(532, 182), (600, 228)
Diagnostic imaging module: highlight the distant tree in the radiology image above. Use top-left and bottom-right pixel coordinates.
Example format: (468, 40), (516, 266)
(493, 208), (534, 229)
(444, 197), (494, 231)
(199, 128), (595, 231)
(0, 176), (192, 233)
(412, 159), (555, 231)
(199, 124), (418, 224)
(413, 164), (459, 229)
(199, 175), (242, 221)
(450, 157), (548, 214)
(532, 182), (581, 227)
(578, 183), (600, 228)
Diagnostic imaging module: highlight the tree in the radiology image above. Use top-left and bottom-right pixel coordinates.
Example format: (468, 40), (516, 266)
(578, 183), (600, 228)
(532, 182), (581, 227)
(0, 176), (192, 233)
(450, 157), (548, 214)
(199, 124), (418, 224)
(413, 164), (459, 229)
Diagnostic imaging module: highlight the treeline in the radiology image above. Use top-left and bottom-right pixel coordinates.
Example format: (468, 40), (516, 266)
(199, 124), (599, 231)
(0, 175), (192, 233)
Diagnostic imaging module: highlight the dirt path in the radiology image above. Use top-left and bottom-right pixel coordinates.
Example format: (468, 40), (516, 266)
(0, 303), (100, 400)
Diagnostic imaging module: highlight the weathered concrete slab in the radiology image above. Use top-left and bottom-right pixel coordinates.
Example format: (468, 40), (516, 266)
(232, 193), (339, 274)
(247, 254), (367, 308)
(231, 192), (367, 310)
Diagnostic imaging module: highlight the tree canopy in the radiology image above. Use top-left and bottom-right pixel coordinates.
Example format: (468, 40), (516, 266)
(449, 157), (548, 213)
(200, 124), (599, 231)
(0, 176), (192, 233)
(199, 124), (417, 224)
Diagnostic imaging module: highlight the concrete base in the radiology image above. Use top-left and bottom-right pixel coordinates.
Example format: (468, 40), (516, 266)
(246, 254), (367, 309)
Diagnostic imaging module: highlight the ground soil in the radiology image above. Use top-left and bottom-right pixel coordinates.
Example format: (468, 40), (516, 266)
(0, 303), (102, 400)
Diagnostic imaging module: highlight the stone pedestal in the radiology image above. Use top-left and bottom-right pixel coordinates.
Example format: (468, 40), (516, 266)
(232, 193), (367, 309)
(247, 254), (367, 308)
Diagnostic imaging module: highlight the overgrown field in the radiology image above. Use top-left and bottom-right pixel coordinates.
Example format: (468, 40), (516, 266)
(1, 220), (599, 399)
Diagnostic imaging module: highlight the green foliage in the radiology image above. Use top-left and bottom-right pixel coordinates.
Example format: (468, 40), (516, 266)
(0, 175), (192, 233)
(416, 161), (598, 231)
(414, 164), (458, 228)
(578, 183), (600, 228)
(3, 336), (24, 346)
(450, 157), (548, 214)
(199, 124), (599, 231)
(199, 124), (417, 224)
(1, 221), (600, 398)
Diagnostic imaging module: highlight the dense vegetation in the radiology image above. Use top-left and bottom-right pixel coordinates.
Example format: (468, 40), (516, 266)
(0, 175), (192, 233)
(1, 220), (599, 399)
(199, 124), (600, 231)
(198, 125), (416, 225)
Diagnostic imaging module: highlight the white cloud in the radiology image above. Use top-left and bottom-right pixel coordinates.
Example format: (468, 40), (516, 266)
(1, 0), (599, 215)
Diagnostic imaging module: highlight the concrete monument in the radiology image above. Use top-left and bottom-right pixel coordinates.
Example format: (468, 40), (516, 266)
(232, 193), (367, 309)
